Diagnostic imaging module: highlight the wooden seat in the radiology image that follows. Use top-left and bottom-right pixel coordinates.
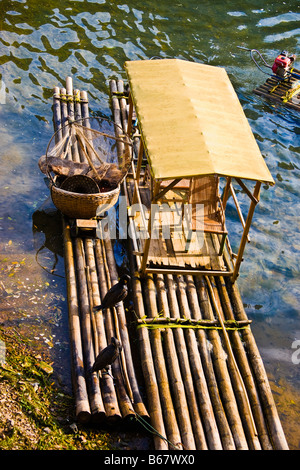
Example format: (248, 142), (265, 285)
(187, 175), (227, 254)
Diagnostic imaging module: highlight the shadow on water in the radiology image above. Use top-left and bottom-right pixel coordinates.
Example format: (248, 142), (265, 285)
(32, 201), (64, 277)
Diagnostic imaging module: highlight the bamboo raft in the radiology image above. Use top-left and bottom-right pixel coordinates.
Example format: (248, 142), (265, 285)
(52, 78), (148, 425)
(48, 76), (289, 450)
(254, 68), (300, 111)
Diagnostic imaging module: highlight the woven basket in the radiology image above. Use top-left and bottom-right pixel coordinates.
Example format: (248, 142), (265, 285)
(60, 174), (100, 194)
(50, 182), (120, 219)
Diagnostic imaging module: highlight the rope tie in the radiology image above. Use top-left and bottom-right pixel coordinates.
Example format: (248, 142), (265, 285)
(282, 82), (300, 102)
(53, 92), (88, 103)
(136, 315), (251, 331)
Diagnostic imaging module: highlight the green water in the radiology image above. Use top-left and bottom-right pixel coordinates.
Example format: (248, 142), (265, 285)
(0, 0), (299, 449)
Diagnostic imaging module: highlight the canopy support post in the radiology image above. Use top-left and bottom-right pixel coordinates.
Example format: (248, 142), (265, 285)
(232, 181), (261, 282)
(132, 139), (144, 205)
(222, 177), (232, 210)
(127, 93), (133, 136)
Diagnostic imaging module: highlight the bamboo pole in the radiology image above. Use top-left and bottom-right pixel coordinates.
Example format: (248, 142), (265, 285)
(59, 87), (72, 161)
(85, 265), (98, 357)
(184, 274), (236, 449)
(65, 77), (80, 163)
(74, 89), (82, 121)
(66, 76), (75, 121)
(216, 277), (273, 447)
(62, 219), (91, 423)
(131, 270), (168, 449)
(125, 185), (168, 450)
(225, 279), (289, 450)
(155, 274), (197, 450)
(80, 90), (89, 125)
(73, 88), (89, 163)
(103, 233), (149, 418)
(110, 80), (126, 160)
(116, 80), (140, 166)
(186, 276), (235, 447)
(73, 238), (105, 422)
(232, 182), (261, 282)
(170, 274), (223, 449)
(94, 237), (135, 420)
(143, 273), (183, 450)
(215, 276), (273, 449)
(80, 89), (96, 165)
(53, 86), (62, 142)
(164, 274), (213, 449)
(84, 238), (122, 423)
(205, 276), (261, 450)
(195, 276), (249, 449)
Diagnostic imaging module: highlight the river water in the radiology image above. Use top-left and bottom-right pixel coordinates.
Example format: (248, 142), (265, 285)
(0, 0), (299, 449)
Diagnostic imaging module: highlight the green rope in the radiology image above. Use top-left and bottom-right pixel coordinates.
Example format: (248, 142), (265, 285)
(112, 91), (129, 100)
(54, 92), (88, 103)
(137, 321), (249, 331)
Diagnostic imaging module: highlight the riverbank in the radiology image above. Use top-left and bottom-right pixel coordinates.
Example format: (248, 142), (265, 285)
(0, 326), (149, 450)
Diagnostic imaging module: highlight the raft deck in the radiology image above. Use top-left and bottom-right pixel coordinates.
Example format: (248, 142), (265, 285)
(48, 76), (289, 450)
(254, 68), (300, 111)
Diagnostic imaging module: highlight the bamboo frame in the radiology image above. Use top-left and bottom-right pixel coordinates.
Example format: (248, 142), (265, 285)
(126, 97), (263, 280)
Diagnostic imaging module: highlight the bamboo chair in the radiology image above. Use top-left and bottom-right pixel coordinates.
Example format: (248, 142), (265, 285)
(159, 178), (191, 201)
(186, 175), (227, 255)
